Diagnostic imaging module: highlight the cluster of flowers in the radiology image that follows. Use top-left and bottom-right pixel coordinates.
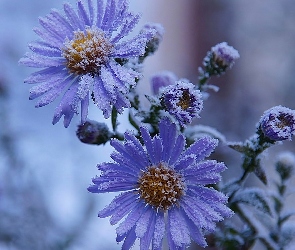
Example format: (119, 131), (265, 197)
(20, 0), (295, 249)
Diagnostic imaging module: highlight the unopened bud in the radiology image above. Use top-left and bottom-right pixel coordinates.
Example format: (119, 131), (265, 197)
(76, 120), (112, 145)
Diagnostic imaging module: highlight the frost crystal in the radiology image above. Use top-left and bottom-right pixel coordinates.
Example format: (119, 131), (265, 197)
(20, 0), (155, 127)
(88, 117), (232, 249)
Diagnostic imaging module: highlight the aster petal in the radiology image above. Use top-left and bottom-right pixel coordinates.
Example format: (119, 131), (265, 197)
(168, 134), (185, 165)
(152, 211), (165, 250)
(24, 66), (65, 84)
(90, 176), (136, 192)
(28, 42), (61, 57)
(111, 0), (129, 31)
(174, 155), (195, 171)
(140, 126), (153, 160)
(100, 66), (117, 99)
(116, 201), (146, 236)
(168, 208), (191, 248)
(182, 137), (218, 163)
(108, 61), (139, 91)
(113, 28), (155, 58)
(180, 198), (216, 232)
(101, 0), (116, 32)
(52, 78), (80, 127)
(48, 9), (75, 34)
(77, 0), (91, 26)
(97, 191), (137, 218)
(28, 71), (69, 99)
(153, 136), (163, 164)
(20, 53), (65, 68)
(135, 206), (153, 238)
(34, 76), (74, 107)
(184, 161), (226, 185)
(121, 227), (137, 250)
(87, 0), (95, 25)
(124, 132), (148, 163)
(180, 208), (207, 247)
(110, 151), (142, 174)
(80, 92), (89, 123)
(111, 12), (140, 44)
(110, 199), (139, 226)
(159, 117), (177, 162)
(188, 187), (232, 218)
(96, 0), (104, 27)
(113, 90), (130, 113)
(139, 126), (165, 165)
(63, 3), (83, 31)
(139, 209), (157, 250)
(33, 27), (63, 48)
(92, 76), (112, 118)
(38, 17), (64, 44)
(110, 139), (148, 170)
(97, 162), (137, 176)
(182, 195), (223, 230)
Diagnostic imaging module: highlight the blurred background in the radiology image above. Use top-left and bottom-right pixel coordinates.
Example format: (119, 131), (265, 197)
(1, 0), (295, 249)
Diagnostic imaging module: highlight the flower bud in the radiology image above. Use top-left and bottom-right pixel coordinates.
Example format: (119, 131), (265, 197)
(160, 80), (203, 126)
(211, 42), (240, 69)
(76, 120), (112, 145)
(258, 106), (295, 141)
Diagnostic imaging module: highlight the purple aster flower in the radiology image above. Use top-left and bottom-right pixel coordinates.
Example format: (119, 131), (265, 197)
(19, 0), (154, 127)
(160, 80), (203, 126)
(211, 42), (240, 69)
(258, 105), (295, 141)
(88, 118), (232, 249)
(150, 70), (177, 95)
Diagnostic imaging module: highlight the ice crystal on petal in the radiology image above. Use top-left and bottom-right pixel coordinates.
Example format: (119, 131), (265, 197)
(20, 0), (151, 127)
(88, 117), (232, 249)
(258, 105), (295, 141)
(160, 80), (203, 126)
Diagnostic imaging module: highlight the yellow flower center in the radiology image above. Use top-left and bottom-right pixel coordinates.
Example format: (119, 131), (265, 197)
(138, 163), (185, 211)
(63, 27), (113, 75)
(177, 89), (191, 110)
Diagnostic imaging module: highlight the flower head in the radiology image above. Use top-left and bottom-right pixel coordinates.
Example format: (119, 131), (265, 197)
(150, 70), (177, 95)
(88, 117), (232, 249)
(211, 42), (240, 69)
(160, 80), (203, 126)
(258, 105), (295, 141)
(20, 0), (155, 127)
